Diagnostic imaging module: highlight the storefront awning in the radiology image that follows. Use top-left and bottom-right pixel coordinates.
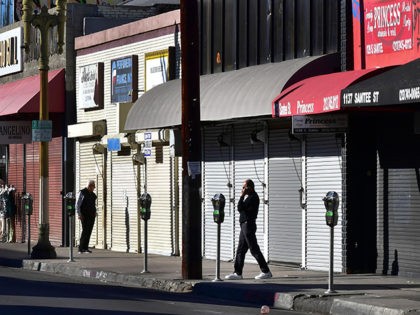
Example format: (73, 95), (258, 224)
(341, 58), (419, 108)
(125, 54), (340, 130)
(0, 69), (65, 116)
(272, 68), (384, 118)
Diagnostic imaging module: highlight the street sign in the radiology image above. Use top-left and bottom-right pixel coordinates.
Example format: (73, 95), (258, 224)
(32, 120), (52, 142)
(143, 132), (152, 157)
(107, 138), (121, 151)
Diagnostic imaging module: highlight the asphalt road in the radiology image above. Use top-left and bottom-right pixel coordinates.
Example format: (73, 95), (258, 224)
(0, 266), (313, 315)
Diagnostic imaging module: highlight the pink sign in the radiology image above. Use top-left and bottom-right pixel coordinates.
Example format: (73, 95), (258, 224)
(364, 0), (413, 55)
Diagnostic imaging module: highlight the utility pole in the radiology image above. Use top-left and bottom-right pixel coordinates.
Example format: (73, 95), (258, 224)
(180, 0), (202, 279)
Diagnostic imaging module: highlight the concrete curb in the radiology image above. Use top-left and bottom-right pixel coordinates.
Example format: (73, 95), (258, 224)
(274, 291), (420, 315)
(22, 260), (194, 293)
(331, 297), (420, 315)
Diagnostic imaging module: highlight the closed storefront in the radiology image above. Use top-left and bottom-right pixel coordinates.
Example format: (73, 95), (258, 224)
(9, 138), (63, 245)
(109, 151), (138, 252)
(233, 123), (267, 262)
(305, 133), (343, 272)
(202, 126), (235, 261)
(144, 145), (174, 256)
(76, 140), (105, 249)
(268, 128), (303, 265)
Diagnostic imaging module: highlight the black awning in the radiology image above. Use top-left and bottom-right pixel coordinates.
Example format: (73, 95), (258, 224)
(341, 58), (419, 108)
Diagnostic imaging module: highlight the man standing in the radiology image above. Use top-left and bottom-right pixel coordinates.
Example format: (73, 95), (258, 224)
(76, 180), (97, 254)
(225, 179), (272, 280)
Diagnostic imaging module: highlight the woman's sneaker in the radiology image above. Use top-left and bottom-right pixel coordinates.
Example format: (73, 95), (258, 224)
(255, 271), (272, 279)
(225, 272), (243, 280)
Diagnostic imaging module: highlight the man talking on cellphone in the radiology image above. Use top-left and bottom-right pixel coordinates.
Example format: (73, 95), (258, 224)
(225, 179), (272, 280)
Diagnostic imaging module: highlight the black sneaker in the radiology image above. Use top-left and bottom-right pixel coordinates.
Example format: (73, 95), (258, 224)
(84, 249), (92, 253)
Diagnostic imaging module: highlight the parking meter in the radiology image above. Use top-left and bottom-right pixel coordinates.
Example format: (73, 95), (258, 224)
(63, 192), (76, 216)
(211, 193), (225, 224)
(323, 191), (339, 227)
(139, 193), (151, 221)
(21, 193), (33, 215)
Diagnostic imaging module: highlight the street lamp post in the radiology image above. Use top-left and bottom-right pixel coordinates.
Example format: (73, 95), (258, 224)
(22, 0), (66, 259)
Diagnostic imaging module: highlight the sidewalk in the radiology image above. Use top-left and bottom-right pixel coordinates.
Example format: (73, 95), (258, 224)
(1, 241), (420, 315)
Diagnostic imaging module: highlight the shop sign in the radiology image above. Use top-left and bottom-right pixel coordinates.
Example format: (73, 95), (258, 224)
(145, 49), (170, 91)
(0, 121), (31, 144)
(111, 55), (138, 103)
(0, 27), (23, 77)
(292, 114), (348, 134)
(364, 0), (413, 56)
(79, 63), (104, 110)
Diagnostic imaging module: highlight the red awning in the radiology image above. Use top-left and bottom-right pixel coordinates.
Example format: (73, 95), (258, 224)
(0, 69), (65, 116)
(272, 68), (382, 117)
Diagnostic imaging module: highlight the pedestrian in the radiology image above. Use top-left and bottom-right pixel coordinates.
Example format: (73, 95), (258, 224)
(76, 179), (97, 254)
(225, 179), (272, 280)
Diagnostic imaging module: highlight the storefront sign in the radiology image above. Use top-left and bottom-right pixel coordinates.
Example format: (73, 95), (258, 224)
(111, 55), (138, 103)
(364, 0), (413, 56)
(79, 63), (104, 110)
(0, 121), (31, 144)
(292, 114), (348, 134)
(0, 27), (23, 77)
(32, 120), (52, 142)
(145, 49), (170, 91)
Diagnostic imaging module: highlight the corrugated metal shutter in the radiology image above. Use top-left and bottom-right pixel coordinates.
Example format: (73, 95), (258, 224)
(306, 134), (343, 272)
(76, 141), (104, 249)
(145, 145), (173, 255)
(9, 139), (63, 245)
(109, 151), (138, 252)
(233, 123), (266, 263)
(387, 169), (420, 276)
(48, 137), (63, 245)
(202, 126), (235, 261)
(376, 155), (385, 274)
(268, 129), (302, 265)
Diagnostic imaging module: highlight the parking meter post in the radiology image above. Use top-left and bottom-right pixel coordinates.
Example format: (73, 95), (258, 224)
(211, 193), (225, 282)
(142, 220), (149, 273)
(139, 193), (151, 274)
(323, 191), (339, 294)
(21, 193), (33, 257)
(68, 215), (75, 262)
(213, 222), (221, 281)
(27, 214), (31, 256)
(63, 192), (76, 262)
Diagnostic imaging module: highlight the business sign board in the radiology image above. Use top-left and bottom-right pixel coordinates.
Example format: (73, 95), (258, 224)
(0, 121), (31, 144)
(110, 55), (138, 103)
(353, 0), (420, 69)
(292, 114), (348, 134)
(0, 27), (23, 77)
(78, 63), (104, 110)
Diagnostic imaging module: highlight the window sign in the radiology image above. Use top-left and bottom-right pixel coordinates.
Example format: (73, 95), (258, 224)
(111, 55), (138, 103)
